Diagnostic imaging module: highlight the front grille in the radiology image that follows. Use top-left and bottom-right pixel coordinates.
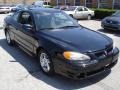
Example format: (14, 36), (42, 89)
(86, 46), (113, 58)
(94, 46), (113, 57)
(76, 60), (117, 79)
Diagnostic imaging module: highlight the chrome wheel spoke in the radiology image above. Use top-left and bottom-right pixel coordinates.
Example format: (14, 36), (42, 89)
(6, 32), (10, 43)
(40, 53), (50, 72)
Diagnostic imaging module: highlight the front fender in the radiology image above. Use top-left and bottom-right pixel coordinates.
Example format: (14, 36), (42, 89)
(37, 35), (65, 57)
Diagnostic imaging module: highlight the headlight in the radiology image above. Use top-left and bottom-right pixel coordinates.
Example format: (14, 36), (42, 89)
(63, 51), (91, 61)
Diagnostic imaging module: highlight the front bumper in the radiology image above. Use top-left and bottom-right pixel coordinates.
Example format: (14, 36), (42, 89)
(101, 22), (120, 30)
(53, 47), (119, 79)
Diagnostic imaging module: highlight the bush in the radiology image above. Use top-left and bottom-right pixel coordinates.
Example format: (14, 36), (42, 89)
(93, 9), (117, 19)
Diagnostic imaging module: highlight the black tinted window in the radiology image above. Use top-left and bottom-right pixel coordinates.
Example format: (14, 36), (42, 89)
(19, 12), (33, 25)
(77, 7), (83, 11)
(35, 11), (79, 30)
(13, 12), (19, 21)
(64, 6), (76, 11)
(84, 7), (88, 11)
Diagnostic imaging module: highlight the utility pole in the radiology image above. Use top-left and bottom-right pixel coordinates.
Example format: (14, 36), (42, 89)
(65, 0), (66, 5)
(56, 0), (58, 5)
(97, 0), (100, 8)
(84, 0), (86, 7)
(112, 0), (115, 9)
(74, 0), (75, 6)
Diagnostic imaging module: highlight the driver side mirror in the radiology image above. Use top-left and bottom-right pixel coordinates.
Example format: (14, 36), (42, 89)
(22, 24), (34, 32)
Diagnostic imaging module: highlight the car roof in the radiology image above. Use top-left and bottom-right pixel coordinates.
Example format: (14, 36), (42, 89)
(28, 8), (61, 13)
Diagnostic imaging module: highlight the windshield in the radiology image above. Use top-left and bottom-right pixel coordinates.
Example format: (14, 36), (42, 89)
(112, 11), (120, 17)
(64, 6), (76, 11)
(35, 11), (79, 30)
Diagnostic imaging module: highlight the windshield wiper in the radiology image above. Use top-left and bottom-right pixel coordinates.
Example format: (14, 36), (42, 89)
(58, 26), (79, 29)
(39, 26), (79, 30)
(39, 28), (56, 30)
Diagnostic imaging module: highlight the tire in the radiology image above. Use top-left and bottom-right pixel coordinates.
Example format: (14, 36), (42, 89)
(5, 31), (13, 46)
(38, 49), (54, 75)
(87, 15), (91, 20)
(69, 14), (73, 18)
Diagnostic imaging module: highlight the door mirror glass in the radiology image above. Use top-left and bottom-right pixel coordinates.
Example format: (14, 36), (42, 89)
(22, 24), (33, 31)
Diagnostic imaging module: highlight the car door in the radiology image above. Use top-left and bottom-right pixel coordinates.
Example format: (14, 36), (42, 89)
(8, 12), (21, 42)
(15, 11), (37, 53)
(82, 7), (90, 18)
(74, 7), (84, 19)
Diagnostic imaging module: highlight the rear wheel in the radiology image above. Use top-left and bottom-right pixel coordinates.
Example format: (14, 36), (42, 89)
(5, 31), (13, 46)
(38, 49), (54, 75)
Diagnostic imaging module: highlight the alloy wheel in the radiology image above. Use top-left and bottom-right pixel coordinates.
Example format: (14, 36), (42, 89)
(39, 52), (51, 73)
(6, 32), (11, 44)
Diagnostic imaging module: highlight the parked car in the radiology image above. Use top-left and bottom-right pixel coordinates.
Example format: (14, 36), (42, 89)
(54, 5), (68, 10)
(9, 5), (17, 11)
(4, 8), (119, 79)
(63, 6), (94, 20)
(0, 6), (11, 13)
(102, 11), (120, 31)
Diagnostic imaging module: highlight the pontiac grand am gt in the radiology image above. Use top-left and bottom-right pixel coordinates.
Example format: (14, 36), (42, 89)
(4, 8), (119, 79)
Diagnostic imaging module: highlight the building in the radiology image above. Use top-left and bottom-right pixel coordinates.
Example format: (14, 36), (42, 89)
(51, 0), (120, 9)
(0, 0), (120, 9)
(0, 0), (34, 4)
(0, 0), (51, 5)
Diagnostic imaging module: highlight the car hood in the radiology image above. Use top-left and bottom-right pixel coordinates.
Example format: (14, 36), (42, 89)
(105, 16), (120, 22)
(40, 27), (112, 53)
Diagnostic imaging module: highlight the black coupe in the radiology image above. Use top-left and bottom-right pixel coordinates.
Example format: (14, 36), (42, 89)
(4, 8), (119, 79)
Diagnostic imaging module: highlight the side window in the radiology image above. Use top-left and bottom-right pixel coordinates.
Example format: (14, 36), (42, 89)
(84, 7), (88, 11)
(19, 12), (33, 25)
(77, 7), (83, 11)
(13, 12), (19, 21)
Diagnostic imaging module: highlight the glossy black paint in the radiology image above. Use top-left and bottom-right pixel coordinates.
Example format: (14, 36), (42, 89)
(4, 8), (119, 79)
(40, 27), (113, 53)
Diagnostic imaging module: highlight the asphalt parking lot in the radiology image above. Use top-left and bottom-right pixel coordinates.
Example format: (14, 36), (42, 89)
(0, 14), (120, 90)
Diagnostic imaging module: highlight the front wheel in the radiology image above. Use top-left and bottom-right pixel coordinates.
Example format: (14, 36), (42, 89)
(69, 14), (73, 18)
(38, 49), (54, 75)
(5, 31), (13, 46)
(87, 15), (91, 20)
